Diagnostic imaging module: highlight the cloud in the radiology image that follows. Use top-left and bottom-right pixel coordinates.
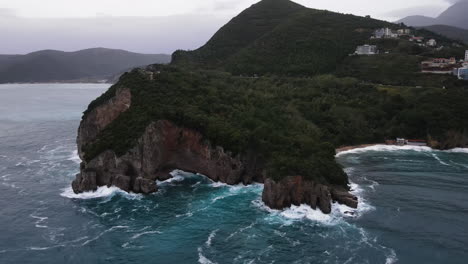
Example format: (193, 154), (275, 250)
(445, 0), (468, 3)
(213, 0), (241, 11)
(0, 14), (230, 54)
(0, 8), (17, 17)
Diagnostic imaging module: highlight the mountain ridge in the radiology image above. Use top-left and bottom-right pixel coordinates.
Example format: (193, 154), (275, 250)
(398, 1), (468, 29)
(0, 48), (170, 83)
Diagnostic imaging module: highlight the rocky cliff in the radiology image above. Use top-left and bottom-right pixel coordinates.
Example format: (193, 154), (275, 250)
(72, 88), (358, 214)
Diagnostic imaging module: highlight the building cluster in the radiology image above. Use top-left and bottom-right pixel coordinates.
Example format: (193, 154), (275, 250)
(371, 28), (412, 39)
(354, 27), (439, 56)
(421, 50), (468, 80)
(372, 27), (437, 47)
(354, 44), (378, 55)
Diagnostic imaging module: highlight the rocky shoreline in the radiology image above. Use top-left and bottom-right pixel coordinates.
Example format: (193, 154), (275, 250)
(72, 87), (358, 214)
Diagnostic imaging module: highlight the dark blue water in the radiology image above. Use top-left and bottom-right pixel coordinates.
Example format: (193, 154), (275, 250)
(0, 84), (467, 264)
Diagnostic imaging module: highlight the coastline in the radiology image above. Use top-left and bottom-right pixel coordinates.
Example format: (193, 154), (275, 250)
(335, 144), (381, 154)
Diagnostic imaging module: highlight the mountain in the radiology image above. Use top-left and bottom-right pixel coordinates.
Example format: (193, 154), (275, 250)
(0, 48), (170, 83)
(398, 1), (468, 29)
(173, 0), (393, 76)
(71, 0), (468, 214)
(422, 25), (468, 44)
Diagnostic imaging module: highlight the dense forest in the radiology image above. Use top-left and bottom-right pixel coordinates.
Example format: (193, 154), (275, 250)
(81, 0), (468, 187)
(82, 66), (468, 186)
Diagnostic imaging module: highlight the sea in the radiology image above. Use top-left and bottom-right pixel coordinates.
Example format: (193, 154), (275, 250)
(0, 83), (467, 264)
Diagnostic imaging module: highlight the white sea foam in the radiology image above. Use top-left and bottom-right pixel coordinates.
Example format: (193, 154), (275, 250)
(225, 222), (255, 241)
(60, 186), (143, 200)
(30, 213), (49, 229)
(81, 226), (129, 246)
(67, 150), (81, 164)
(206, 229), (218, 247)
(385, 249), (398, 264)
(431, 153), (449, 166)
(198, 247), (217, 264)
(131, 230), (161, 240)
(252, 180), (374, 225)
(445, 148), (468, 154)
(156, 174), (185, 185)
(336, 144), (468, 157)
(336, 145), (433, 157)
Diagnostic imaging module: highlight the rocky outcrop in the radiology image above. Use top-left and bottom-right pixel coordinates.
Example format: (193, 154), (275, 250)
(427, 131), (468, 150)
(72, 90), (357, 214)
(72, 120), (265, 195)
(77, 87), (131, 159)
(262, 176), (357, 214)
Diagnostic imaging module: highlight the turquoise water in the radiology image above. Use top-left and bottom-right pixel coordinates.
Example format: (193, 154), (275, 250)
(0, 84), (467, 264)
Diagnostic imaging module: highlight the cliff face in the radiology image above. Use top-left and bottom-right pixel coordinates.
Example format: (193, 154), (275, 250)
(72, 89), (357, 214)
(428, 131), (468, 150)
(73, 119), (266, 194)
(77, 87), (131, 159)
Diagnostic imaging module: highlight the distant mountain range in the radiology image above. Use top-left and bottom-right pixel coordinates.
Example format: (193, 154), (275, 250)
(0, 48), (170, 84)
(397, 1), (468, 44)
(398, 1), (468, 29)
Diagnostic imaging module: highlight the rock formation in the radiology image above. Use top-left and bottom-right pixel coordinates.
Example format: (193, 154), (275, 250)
(72, 88), (358, 214)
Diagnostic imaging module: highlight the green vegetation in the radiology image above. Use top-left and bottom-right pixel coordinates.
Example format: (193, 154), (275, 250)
(81, 0), (468, 187)
(173, 0), (395, 76)
(83, 66), (468, 186)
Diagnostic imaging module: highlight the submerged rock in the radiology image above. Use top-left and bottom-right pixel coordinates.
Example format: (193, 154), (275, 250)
(262, 176), (357, 214)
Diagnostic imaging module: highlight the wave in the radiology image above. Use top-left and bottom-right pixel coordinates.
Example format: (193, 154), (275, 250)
(81, 226), (129, 246)
(336, 144), (468, 157)
(197, 230), (219, 264)
(431, 153), (450, 166)
(198, 248), (216, 264)
(67, 150), (81, 164)
(252, 180), (374, 226)
(60, 186), (143, 200)
(30, 213), (49, 229)
(446, 148), (468, 154)
(131, 230), (161, 240)
(205, 229), (218, 247)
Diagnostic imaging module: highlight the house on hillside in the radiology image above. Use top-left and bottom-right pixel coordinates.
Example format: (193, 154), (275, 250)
(372, 28), (398, 39)
(409, 36), (424, 43)
(454, 66), (468, 80)
(397, 29), (411, 36)
(426, 39), (437, 47)
(355, 45), (378, 55)
(421, 57), (459, 74)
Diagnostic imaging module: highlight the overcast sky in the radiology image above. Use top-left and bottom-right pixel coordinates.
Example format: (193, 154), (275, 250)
(0, 0), (456, 54)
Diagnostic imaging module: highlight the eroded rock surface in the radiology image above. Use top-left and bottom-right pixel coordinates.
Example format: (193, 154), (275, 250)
(72, 89), (357, 214)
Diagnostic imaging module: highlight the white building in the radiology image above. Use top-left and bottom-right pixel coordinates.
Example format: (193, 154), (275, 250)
(355, 45), (378, 55)
(427, 39), (437, 47)
(465, 50), (468, 61)
(373, 28), (398, 39)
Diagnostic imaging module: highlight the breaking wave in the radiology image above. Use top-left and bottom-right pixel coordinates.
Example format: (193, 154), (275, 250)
(336, 144), (468, 157)
(60, 186), (143, 200)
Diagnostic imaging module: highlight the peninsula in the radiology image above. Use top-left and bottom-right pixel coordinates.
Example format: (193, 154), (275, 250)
(71, 0), (468, 213)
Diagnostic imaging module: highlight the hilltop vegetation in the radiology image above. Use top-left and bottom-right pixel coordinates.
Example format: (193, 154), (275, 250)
(83, 66), (468, 186)
(173, 0), (398, 76)
(81, 0), (468, 187)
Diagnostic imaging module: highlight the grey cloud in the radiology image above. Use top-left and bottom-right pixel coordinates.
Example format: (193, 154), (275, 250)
(0, 14), (230, 54)
(0, 8), (17, 17)
(213, 0), (242, 11)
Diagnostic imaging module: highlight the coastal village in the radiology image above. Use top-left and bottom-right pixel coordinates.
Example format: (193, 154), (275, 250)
(354, 27), (468, 80)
